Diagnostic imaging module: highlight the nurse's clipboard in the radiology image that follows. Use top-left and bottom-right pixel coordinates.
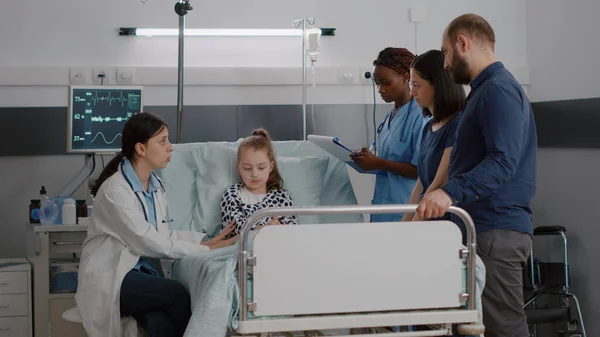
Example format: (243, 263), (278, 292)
(307, 134), (381, 175)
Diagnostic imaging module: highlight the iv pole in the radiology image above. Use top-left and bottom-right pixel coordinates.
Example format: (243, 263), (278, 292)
(174, 0), (192, 144)
(292, 17), (315, 141)
(57, 1), (191, 199)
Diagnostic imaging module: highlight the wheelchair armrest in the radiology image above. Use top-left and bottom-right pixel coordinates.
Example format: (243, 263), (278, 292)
(533, 226), (566, 235)
(525, 307), (570, 325)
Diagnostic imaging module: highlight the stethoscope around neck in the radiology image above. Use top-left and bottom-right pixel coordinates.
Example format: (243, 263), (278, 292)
(376, 98), (415, 135)
(120, 161), (173, 224)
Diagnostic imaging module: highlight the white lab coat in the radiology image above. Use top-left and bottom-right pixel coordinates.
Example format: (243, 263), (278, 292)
(75, 163), (208, 337)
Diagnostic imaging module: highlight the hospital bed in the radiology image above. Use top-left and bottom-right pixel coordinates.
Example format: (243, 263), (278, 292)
(156, 140), (485, 337)
(232, 204), (484, 337)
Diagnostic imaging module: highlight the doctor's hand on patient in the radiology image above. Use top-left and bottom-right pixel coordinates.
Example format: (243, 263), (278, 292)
(416, 189), (452, 219)
(201, 222), (239, 250)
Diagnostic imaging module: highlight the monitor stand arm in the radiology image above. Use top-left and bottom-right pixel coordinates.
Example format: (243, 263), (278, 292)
(58, 154), (95, 197)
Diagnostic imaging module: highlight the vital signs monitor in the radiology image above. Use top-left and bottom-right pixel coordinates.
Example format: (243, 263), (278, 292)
(67, 86), (144, 153)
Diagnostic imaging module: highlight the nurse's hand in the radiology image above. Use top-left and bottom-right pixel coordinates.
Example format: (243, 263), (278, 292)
(202, 222), (238, 249)
(349, 147), (368, 156)
(417, 189), (452, 219)
(351, 151), (380, 171)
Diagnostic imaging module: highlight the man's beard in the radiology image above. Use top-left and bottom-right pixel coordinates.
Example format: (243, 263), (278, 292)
(450, 51), (471, 85)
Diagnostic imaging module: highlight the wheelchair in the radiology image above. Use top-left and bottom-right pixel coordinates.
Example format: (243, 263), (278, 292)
(523, 226), (586, 337)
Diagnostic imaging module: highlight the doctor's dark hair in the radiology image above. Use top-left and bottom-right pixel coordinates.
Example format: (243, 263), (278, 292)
(410, 50), (466, 123)
(88, 113), (168, 197)
(237, 128), (283, 192)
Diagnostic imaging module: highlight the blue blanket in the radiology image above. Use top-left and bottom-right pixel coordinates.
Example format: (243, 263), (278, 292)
(174, 244), (240, 337)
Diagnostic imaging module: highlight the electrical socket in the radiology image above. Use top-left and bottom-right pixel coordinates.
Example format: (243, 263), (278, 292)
(359, 67), (374, 85)
(69, 67), (87, 85)
(93, 68), (112, 85)
(116, 67), (135, 85)
(337, 68), (356, 85)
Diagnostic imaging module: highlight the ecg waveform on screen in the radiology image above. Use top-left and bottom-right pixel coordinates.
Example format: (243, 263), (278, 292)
(89, 132), (122, 145)
(74, 91), (140, 109)
(90, 116), (130, 123)
(91, 92), (131, 107)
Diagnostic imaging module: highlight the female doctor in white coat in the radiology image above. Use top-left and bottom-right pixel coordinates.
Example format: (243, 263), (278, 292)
(351, 47), (427, 221)
(75, 112), (237, 337)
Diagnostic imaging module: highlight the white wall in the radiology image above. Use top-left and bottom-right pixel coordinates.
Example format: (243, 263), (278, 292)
(526, 0), (600, 335)
(0, 0), (528, 68)
(526, 0), (600, 102)
(0, 0), (530, 257)
(0, 0), (529, 106)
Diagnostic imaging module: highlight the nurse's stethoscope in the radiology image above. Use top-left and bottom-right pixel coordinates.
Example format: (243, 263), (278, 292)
(120, 161), (174, 224)
(370, 98), (415, 153)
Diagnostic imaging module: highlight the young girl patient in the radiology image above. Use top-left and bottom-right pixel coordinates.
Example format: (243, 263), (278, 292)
(220, 128), (298, 236)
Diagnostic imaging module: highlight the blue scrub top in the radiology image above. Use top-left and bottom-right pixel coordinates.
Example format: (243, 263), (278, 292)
(122, 158), (161, 275)
(371, 98), (427, 222)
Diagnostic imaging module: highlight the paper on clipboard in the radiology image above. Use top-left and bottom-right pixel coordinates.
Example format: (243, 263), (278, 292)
(307, 135), (381, 175)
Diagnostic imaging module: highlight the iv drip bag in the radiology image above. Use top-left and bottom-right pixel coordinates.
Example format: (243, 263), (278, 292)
(305, 28), (320, 63)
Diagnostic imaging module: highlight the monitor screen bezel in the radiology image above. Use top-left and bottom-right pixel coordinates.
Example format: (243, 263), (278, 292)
(67, 85), (145, 154)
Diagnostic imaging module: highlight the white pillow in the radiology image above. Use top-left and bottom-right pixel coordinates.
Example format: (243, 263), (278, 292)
(191, 143), (240, 236)
(155, 145), (200, 232)
(273, 141), (362, 223)
(277, 156), (329, 224)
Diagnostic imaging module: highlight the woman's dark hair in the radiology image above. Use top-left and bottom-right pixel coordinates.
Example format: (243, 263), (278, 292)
(373, 47), (415, 78)
(237, 128), (283, 192)
(89, 112), (167, 197)
(410, 49), (466, 122)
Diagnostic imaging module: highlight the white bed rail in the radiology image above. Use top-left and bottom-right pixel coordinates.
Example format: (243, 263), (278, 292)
(237, 204), (479, 335)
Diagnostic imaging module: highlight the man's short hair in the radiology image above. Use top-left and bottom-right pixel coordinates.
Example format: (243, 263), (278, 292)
(446, 13), (495, 48)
